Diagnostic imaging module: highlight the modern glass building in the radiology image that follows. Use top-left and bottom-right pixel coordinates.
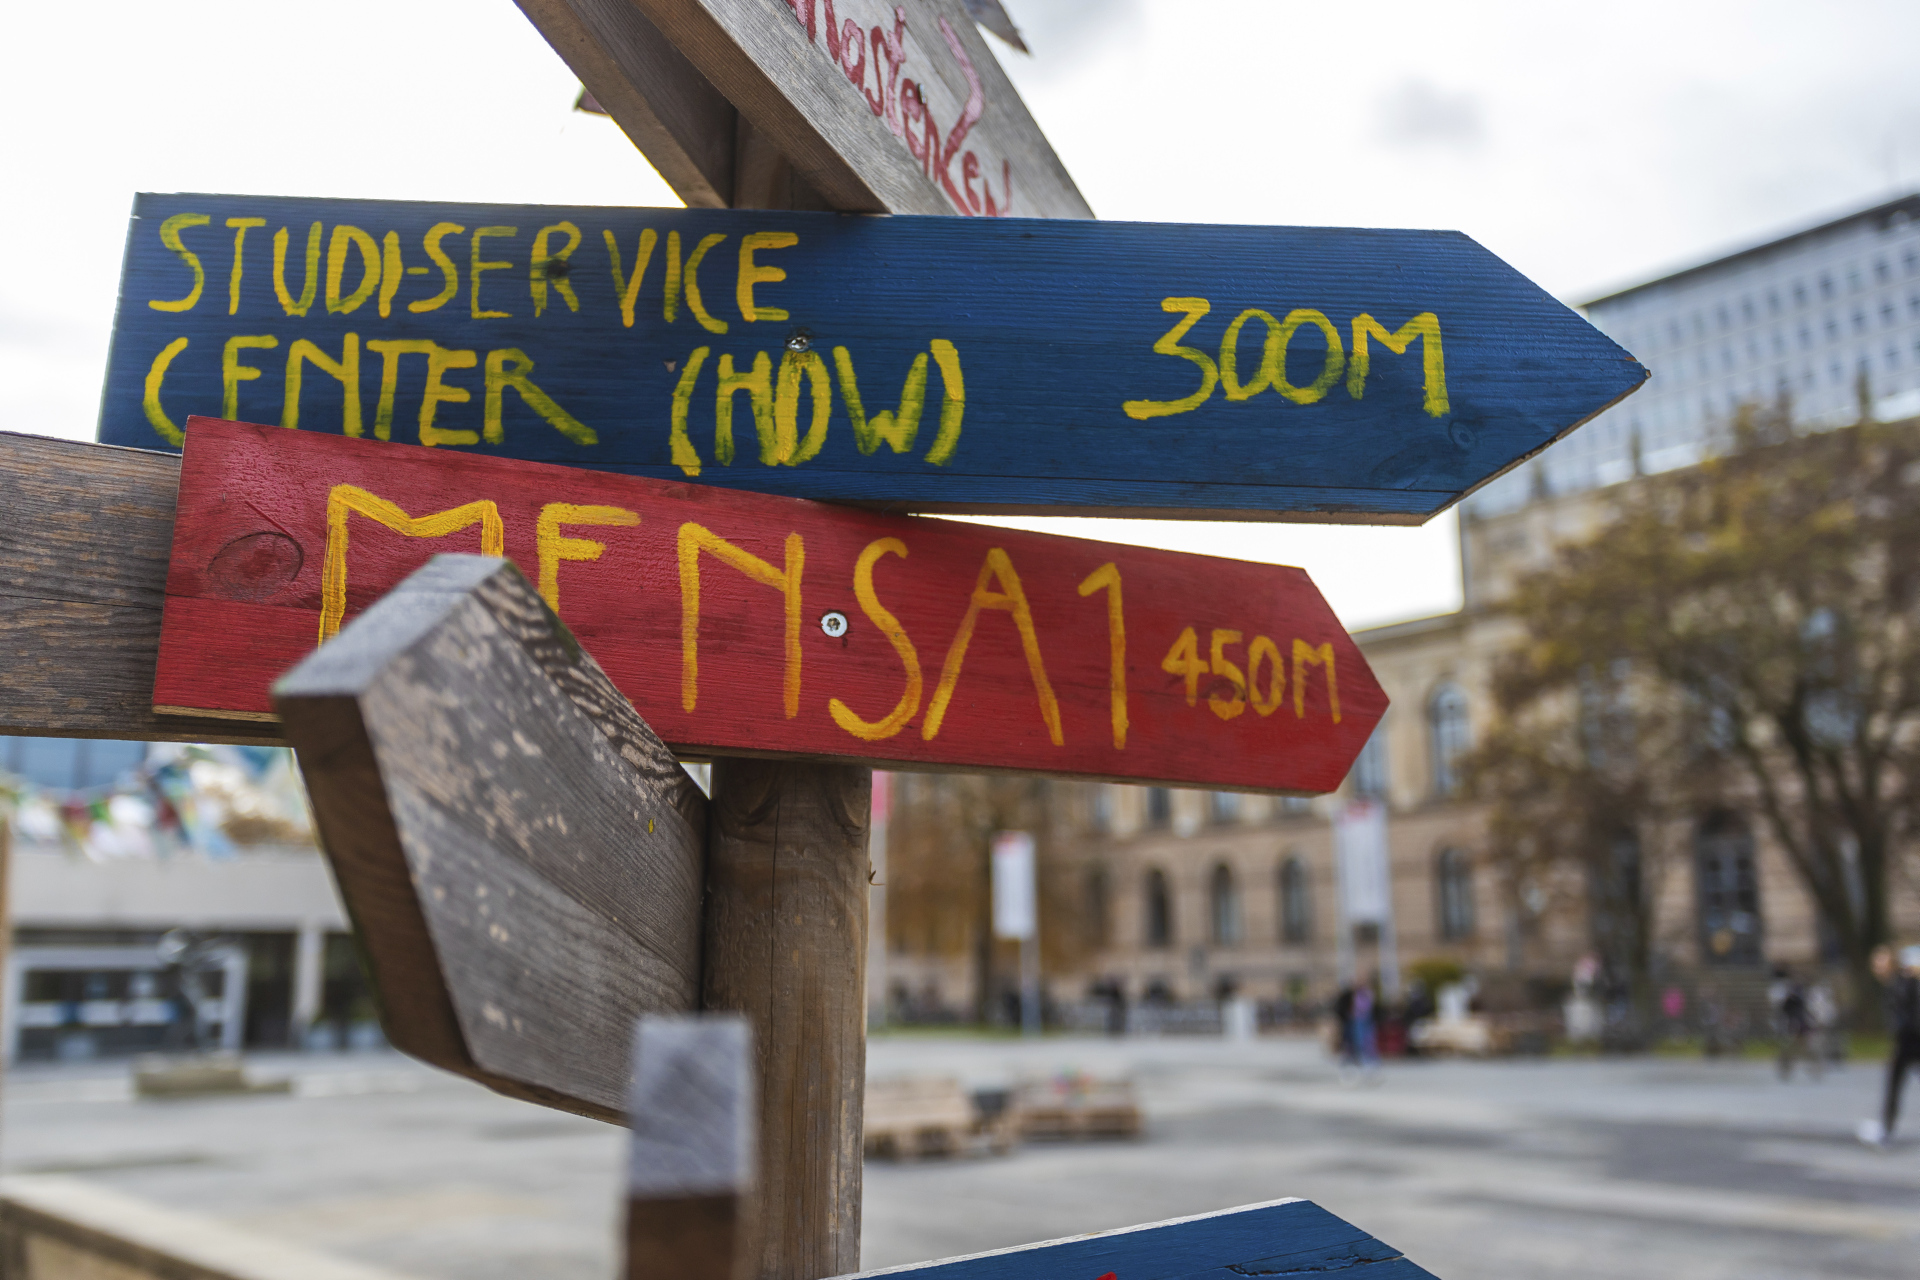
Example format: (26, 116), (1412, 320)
(1470, 191), (1920, 516)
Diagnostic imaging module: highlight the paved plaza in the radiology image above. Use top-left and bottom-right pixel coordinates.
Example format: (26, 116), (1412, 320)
(5, 1034), (1917, 1279)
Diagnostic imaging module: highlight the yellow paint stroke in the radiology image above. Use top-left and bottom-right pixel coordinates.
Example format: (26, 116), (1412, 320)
(830, 538), (922, 740)
(1292, 638), (1340, 722)
(319, 486), (503, 643)
(536, 503), (638, 612)
(677, 523), (804, 718)
(1122, 297), (1216, 419)
(1247, 635), (1286, 717)
(1077, 562), (1128, 749)
(1348, 312), (1449, 417)
(924, 548), (1061, 745)
(149, 213), (210, 313)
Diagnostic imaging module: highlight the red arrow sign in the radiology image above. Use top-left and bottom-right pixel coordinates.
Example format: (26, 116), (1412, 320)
(156, 417), (1384, 792)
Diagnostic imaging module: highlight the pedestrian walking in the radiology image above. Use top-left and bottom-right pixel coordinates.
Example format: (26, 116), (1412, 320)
(1807, 981), (1840, 1067)
(1858, 944), (1920, 1149)
(1769, 966), (1818, 1081)
(1347, 980), (1381, 1082)
(1332, 984), (1356, 1069)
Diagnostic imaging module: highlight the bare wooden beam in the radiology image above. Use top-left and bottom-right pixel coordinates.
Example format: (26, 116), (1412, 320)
(626, 1015), (756, 1280)
(0, 432), (279, 745)
(275, 555), (708, 1121)
(702, 758), (869, 1280)
(516, 0), (738, 207)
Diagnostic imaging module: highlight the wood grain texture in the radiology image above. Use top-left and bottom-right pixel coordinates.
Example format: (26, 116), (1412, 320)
(626, 1016), (756, 1280)
(629, 0), (1088, 219)
(100, 195), (1644, 522)
(0, 1174), (419, 1280)
(841, 1197), (1441, 1280)
(703, 757), (869, 1280)
(0, 432), (280, 744)
(274, 555), (706, 1121)
(157, 418), (1388, 794)
(516, 0), (739, 208)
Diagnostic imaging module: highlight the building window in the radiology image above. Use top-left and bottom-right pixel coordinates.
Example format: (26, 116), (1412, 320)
(1279, 855), (1312, 944)
(1281, 795), (1315, 816)
(1436, 847), (1476, 940)
(1695, 813), (1763, 965)
(1429, 683), (1471, 797)
(1350, 721), (1390, 798)
(1144, 868), (1174, 948)
(1146, 787), (1172, 828)
(1085, 864), (1110, 948)
(1209, 791), (1241, 825)
(1209, 864), (1240, 947)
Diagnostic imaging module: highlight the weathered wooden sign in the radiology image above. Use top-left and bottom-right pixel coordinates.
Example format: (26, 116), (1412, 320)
(519, 0), (1090, 218)
(274, 554), (709, 1121)
(103, 193), (1645, 522)
(157, 417), (1384, 792)
(839, 1199), (1438, 1280)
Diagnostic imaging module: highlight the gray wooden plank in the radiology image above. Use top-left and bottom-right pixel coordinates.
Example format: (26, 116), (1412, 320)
(628, 0), (1091, 218)
(274, 555), (706, 1121)
(517, 0), (739, 208)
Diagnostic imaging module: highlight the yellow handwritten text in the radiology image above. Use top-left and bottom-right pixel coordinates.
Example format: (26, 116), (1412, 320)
(319, 485), (503, 643)
(536, 502), (638, 612)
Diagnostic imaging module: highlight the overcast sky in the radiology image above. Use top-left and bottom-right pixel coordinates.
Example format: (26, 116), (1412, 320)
(5, 0), (1917, 628)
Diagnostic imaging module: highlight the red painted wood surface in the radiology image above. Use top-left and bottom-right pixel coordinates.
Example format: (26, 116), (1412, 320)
(155, 417), (1385, 792)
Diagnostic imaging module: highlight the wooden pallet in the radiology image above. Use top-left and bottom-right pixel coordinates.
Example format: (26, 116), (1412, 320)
(863, 1077), (1016, 1161)
(1014, 1077), (1143, 1140)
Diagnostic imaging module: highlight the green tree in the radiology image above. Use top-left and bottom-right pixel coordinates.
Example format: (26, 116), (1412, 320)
(1471, 410), (1920, 1023)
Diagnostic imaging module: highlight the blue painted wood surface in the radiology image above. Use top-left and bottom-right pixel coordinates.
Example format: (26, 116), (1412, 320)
(842, 1198), (1438, 1280)
(101, 193), (1644, 523)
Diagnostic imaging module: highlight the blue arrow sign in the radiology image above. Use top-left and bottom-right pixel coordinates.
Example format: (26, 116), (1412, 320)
(101, 193), (1643, 522)
(844, 1198), (1438, 1280)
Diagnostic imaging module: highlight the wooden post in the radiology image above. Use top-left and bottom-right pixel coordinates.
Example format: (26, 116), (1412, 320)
(625, 1015), (756, 1280)
(702, 759), (869, 1280)
(693, 116), (874, 1280)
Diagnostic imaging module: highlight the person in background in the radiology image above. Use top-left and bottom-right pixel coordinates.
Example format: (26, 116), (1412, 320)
(1350, 977), (1381, 1081)
(1770, 966), (1818, 1081)
(1806, 979), (1840, 1068)
(1332, 984), (1357, 1072)
(1859, 944), (1920, 1149)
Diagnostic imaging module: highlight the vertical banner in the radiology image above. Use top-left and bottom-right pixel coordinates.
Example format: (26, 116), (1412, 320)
(1334, 801), (1389, 925)
(992, 829), (1040, 1036)
(1333, 800), (1401, 998)
(990, 831), (1037, 941)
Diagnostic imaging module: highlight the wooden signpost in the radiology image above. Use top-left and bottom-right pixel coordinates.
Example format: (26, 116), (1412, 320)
(155, 417), (1386, 793)
(0, 6), (1638, 1280)
(100, 193), (1644, 522)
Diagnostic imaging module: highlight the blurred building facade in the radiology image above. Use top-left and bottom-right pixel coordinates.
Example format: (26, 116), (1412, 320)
(2, 739), (372, 1063)
(882, 192), (1920, 1026)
